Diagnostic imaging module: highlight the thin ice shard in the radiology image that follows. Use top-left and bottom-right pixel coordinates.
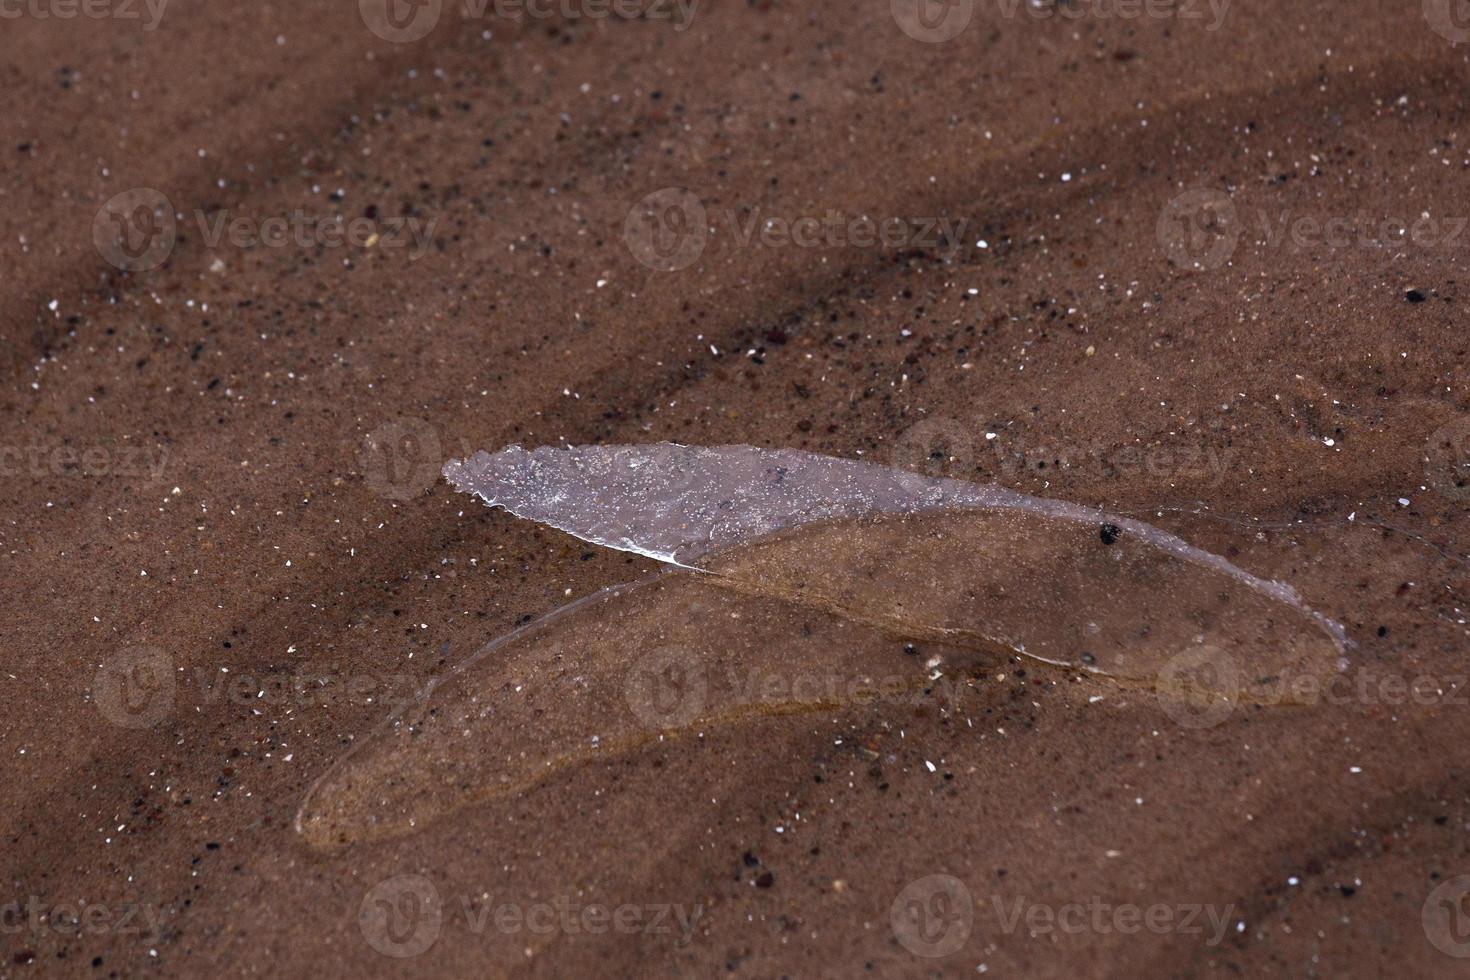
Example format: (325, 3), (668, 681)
(442, 443), (1348, 649)
(296, 443), (1352, 848)
(295, 572), (988, 849)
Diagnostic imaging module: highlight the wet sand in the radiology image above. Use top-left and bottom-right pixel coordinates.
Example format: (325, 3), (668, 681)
(2, 0), (1469, 976)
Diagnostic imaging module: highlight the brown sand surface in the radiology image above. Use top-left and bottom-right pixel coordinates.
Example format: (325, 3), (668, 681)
(2, 0), (1469, 976)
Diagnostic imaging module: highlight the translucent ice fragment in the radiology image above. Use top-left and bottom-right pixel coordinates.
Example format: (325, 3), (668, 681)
(702, 508), (1341, 681)
(296, 572), (984, 849)
(296, 445), (1349, 848)
(442, 443), (1347, 649)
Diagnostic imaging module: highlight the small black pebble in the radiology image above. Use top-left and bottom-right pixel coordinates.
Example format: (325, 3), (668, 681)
(903, 643), (918, 656)
(1339, 885), (1356, 897)
(1406, 289), (1427, 303)
(755, 871), (775, 888)
(1377, 625), (1388, 637)
(1099, 523), (1121, 545)
(743, 851), (759, 867)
